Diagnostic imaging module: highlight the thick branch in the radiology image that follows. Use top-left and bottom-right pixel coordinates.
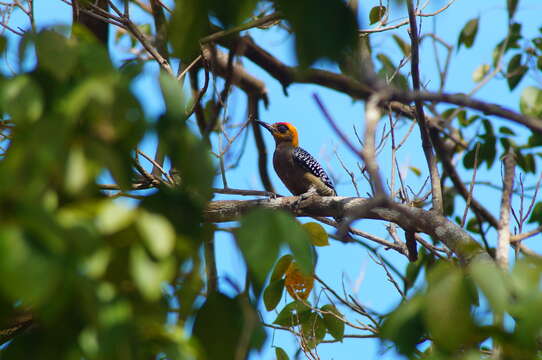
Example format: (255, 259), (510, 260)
(204, 196), (486, 263)
(202, 46), (268, 101)
(217, 35), (540, 134)
(392, 91), (542, 134)
(0, 311), (34, 346)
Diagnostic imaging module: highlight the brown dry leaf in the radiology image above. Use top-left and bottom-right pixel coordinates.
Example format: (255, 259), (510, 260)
(285, 262), (314, 300)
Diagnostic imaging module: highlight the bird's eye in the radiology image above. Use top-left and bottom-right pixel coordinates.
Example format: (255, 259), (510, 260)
(277, 124), (288, 133)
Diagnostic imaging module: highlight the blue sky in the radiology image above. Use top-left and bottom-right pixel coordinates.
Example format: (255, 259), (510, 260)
(6, 0), (542, 359)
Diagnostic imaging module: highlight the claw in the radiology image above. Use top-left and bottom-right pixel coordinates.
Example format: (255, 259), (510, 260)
(300, 187), (318, 200)
(293, 187), (318, 209)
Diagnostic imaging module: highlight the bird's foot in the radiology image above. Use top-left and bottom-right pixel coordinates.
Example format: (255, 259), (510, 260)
(266, 191), (278, 199)
(293, 188), (318, 209)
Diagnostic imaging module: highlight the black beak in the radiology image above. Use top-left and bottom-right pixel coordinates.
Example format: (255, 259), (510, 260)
(255, 120), (273, 133)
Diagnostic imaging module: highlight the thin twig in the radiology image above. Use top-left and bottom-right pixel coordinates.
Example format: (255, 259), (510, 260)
(201, 12), (281, 44)
(358, 0), (457, 34)
(496, 149), (516, 269)
(511, 226), (542, 243)
(136, 149), (174, 184)
(406, 0), (443, 214)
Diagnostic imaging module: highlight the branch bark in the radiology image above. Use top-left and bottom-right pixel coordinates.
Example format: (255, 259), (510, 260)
(216, 34), (541, 134)
(204, 195), (487, 263)
(497, 150), (516, 269)
(406, 0), (443, 214)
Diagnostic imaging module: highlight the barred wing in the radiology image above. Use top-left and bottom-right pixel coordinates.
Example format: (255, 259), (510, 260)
(293, 147), (335, 192)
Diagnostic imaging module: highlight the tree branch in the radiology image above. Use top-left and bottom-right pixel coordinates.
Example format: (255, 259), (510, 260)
(392, 91), (542, 134)
(216, 34), (541, 135)
(406, 0), (443, 214)
(248, 95), (274, 192)
(204, 196), (487, 263)
(497, 150), (516, 268)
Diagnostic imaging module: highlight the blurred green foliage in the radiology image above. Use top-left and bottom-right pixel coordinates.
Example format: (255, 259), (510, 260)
(0, 28), (214, 358)
(382, 258), (542, 359)
(1, 0), (542, 359)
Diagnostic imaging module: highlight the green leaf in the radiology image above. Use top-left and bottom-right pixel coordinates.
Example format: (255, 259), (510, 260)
(237, 210), (313, 292)
(273, 0), (358, 67)
(528, 133), (542, 147)
(169, 1), (210, 60)
(193, 292), (244, 360)
(443, 187), (456, 217)
(463, 143), (479, 169)
(508, 260), (542, 350)
(469, 260), (508, 313)
(369, 6), (387, 25)
(130, 245), (175, 301)
(273, 301), (311, 327)
(506, 53), (528, 90)
(208, 0), (257, 28)
(479, 135), (497, 169)
(499, 126), (515, 135)
(520, 86), (542, 118)
(301, 312), (326, 348)
(516, 151), (536, 173)
(285, 221), (314, 276)
(510, 259), (542, 298)
(408, 166), (421, 177)
(159, 72), (187, 120)
(36, 30), (77, 81)
(482, 118), (494, 136)
(472, 64), (489, 82)
(377, 53), (409, 90)
(156, 118), (214, 201)
(61, 76), (114, 120)
(236, 209), (281, 288)
(302, 222), (329, 246)
(271, 254), (294, 281)
(1, 75), (43, 123)
(96, 201), (136, 235)
(528, 202), (542, 224)
(321, 304), (345, 341)
(0, 36), (6, 55)
(64, 145), (89, 194)
(137, 210), (175, 259)
(458, 18), (479, 49)
(424, 263), (476, 352)
(275, 347), (289, 360)
(405, 250), (424, 290)
(381, 296), (425, 356)
(0, 226), (62, 307)
(466, 217), (481, 234)
(392, 34), (411, 57)
(263, 278), (285, 311)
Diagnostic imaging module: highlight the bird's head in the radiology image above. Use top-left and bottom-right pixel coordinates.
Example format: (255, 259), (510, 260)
(256, 121), (299, 147)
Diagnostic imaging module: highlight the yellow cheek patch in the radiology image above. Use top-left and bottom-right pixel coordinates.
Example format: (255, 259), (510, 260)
(273, 123), (299, 146)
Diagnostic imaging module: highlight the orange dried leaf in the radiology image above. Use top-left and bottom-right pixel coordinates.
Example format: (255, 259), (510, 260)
(285, 262), (314, 300)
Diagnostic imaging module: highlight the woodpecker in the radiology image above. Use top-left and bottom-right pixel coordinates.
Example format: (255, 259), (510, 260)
(257, 121), (352, 240)
(256, 121), (336, 197)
